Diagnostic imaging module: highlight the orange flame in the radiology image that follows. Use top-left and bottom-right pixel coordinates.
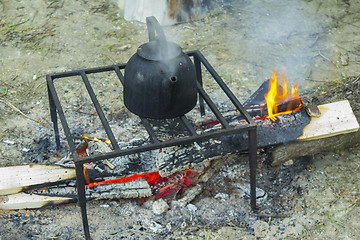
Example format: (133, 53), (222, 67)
(264, 70), (302, 121)
(82, 135), (111, 144)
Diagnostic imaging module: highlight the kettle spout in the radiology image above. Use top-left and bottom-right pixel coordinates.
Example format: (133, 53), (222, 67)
(162, 75), (178, 111)
(169, 76), (178, 84)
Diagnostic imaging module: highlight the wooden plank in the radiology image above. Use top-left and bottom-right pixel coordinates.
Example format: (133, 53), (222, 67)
(272, 130), (360, 166)
(271, 100), (360, 166)
(0, 165), (76, 196)
(298, 100), (359, 141)
(0, 193), (75, 210)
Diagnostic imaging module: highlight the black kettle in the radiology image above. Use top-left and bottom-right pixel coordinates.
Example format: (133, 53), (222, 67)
(123, 16), (197, 119)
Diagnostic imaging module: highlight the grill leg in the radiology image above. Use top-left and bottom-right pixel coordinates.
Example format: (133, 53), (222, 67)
(75, 163), (91, 240)
(47, 83), (61, 152)
(248, 129), (257, 210)
(194, 54), (205, 116)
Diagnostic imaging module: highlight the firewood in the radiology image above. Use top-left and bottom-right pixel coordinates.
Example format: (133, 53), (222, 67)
(271, 100), (359, 166)
(271, 130), (360, 166)
(0, 165), (76, 195)
(0, 193), (75, 210)
(297, 100), (359, 141)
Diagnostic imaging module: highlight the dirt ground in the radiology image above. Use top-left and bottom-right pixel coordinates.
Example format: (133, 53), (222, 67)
(0, 0), (360, 239)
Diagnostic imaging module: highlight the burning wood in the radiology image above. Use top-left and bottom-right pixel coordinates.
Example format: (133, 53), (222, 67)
(81, 135), (111, 145)
(264, 70), (302, 121)
(0, 162), (205, 210)
(243, 70), (303, 121)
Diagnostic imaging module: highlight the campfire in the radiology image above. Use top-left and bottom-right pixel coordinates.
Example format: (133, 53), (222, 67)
(1, 16), (358, 240)
(1, 60), (358, 239)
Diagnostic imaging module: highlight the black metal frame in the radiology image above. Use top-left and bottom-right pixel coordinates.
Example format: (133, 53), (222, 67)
(46, 51), (257, 240)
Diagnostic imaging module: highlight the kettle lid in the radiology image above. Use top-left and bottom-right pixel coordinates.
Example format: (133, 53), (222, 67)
(137, 41), (181, 61)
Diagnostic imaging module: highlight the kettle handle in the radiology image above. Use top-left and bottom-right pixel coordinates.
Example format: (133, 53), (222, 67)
(146, 16), (168, 58)
(146, 16), (167, 43)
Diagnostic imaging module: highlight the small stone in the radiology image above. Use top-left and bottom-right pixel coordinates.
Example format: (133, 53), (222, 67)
(283, 159), (294, 166)
(339, 52), (349, 66)
(166, 223), (172, 232)
(152, 199), (169, 215)
(187, 203), (197, 212)
(3, 140), (15, 144)
(305, 105), (321, 118)
(22, 148), (30, 152)
(180, 221), (187, 229)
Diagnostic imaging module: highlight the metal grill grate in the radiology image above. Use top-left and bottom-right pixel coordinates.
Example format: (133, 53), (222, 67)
(47, 50), (257, 240)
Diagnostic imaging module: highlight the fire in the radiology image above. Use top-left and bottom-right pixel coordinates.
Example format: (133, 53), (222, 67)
(82, 135), (111, 144)
(264, 70), (302, 121)
(85, 173), (161, 188)
(77, 140), (202, 201)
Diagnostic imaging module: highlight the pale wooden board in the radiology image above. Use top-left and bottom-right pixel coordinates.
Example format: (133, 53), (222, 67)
(0, 193), (75, 210)
(0, 165), (76, 196)
(298, 100), (359, 141)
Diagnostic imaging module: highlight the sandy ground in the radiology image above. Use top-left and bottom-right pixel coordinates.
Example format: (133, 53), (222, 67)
(0, 0), (360, 239)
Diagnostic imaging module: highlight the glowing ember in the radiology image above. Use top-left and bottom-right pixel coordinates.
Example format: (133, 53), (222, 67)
(85, 173), (161, 188)
(77, 140), (202, 201)
(264, 70), (302, 121)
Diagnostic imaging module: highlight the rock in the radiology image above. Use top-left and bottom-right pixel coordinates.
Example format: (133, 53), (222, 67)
(187, 203), (197, 212)
(232, 182), (267, 206)
(152, 199), (169, 215)
(339, 52), (349, 66)
(180, 221), (187, 229)
(283, 159), (294, 166)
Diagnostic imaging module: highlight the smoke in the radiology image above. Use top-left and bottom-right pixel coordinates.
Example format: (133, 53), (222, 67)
(229, 0), (325, 86)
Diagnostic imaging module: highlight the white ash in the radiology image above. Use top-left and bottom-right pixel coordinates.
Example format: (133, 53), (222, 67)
(87, 141), (111, 155)
(143, 219), (168, 235)
(27, 178), (152, 200)
(217, 158), (248, 181)
(87, 178), (152, 200)
(214, 193), (229, 202)
(261, 110), (303, 128)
